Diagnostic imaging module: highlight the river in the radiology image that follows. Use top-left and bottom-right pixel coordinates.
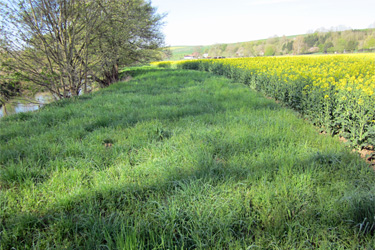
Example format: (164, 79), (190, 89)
(0, 92), (54, 118)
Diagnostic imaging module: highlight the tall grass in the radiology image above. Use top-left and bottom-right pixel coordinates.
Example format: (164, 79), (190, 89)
(1, 69), (374, 249)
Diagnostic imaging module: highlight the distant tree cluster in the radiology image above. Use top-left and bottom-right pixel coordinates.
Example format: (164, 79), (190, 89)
(199, 29), (375, 58)
(0, 0), (166, 99)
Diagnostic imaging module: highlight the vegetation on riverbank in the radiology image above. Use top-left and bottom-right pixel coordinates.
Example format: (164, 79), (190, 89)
(1, 69), (374, 248)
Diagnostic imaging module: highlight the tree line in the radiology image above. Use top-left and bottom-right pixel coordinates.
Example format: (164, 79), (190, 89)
(192, 28), (375, 58)
(0, 0), (166, 104)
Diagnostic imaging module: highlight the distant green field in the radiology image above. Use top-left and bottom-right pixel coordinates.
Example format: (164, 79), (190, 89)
(169, 46), (198, 60)
(168, 45), (213, 60)
(1, 68), (374, 249)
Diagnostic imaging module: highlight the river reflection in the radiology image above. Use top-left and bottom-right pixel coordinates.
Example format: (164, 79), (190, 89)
(0, 92), (54, 118)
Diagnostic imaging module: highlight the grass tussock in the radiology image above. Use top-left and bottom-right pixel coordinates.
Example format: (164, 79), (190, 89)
(1, 69), (375, 249)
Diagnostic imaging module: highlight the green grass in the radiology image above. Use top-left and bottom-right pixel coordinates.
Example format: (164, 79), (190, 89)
(168, 46), (211, 61)
(169, 46), (196, 60)
(1, 69), (375, 249)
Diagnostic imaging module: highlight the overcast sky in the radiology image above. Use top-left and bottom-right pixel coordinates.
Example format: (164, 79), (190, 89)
(151, 0), (375, 46)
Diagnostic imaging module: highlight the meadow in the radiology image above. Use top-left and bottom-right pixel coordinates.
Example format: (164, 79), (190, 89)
(1, 68), (375, 249)
(167, 47), (205, 61)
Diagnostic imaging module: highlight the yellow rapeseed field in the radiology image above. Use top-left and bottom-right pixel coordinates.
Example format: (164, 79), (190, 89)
(219, 54), (375, 99)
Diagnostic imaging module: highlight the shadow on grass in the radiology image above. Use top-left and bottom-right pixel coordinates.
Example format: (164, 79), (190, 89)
(2, 141), (375, 248)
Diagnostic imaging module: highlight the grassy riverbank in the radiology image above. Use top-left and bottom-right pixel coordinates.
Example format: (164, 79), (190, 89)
(1, 69), (374, 249)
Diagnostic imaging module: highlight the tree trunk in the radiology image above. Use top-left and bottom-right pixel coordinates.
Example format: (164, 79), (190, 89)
(2, 103), (8, 116)
(97, 64), (119, 87)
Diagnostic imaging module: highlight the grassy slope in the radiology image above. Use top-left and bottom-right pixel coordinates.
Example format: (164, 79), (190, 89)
(169, 46), (211, 60)
(1, 69), (375, 249)
(169, 46), (195, 60)
(168, 34), (300, 60)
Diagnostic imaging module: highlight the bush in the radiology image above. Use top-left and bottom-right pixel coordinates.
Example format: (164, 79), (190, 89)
(157, 62), (172, 69)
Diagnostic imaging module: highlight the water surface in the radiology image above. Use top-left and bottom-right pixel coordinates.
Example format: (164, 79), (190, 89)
(0, 92), (54, 118)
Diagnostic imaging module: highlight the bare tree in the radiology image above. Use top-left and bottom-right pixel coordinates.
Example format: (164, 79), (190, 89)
(0, 0), (100, 99)
(0, 0), (166, 98)
(293, 36), (307, 55)
(92, 0), (166, 87)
